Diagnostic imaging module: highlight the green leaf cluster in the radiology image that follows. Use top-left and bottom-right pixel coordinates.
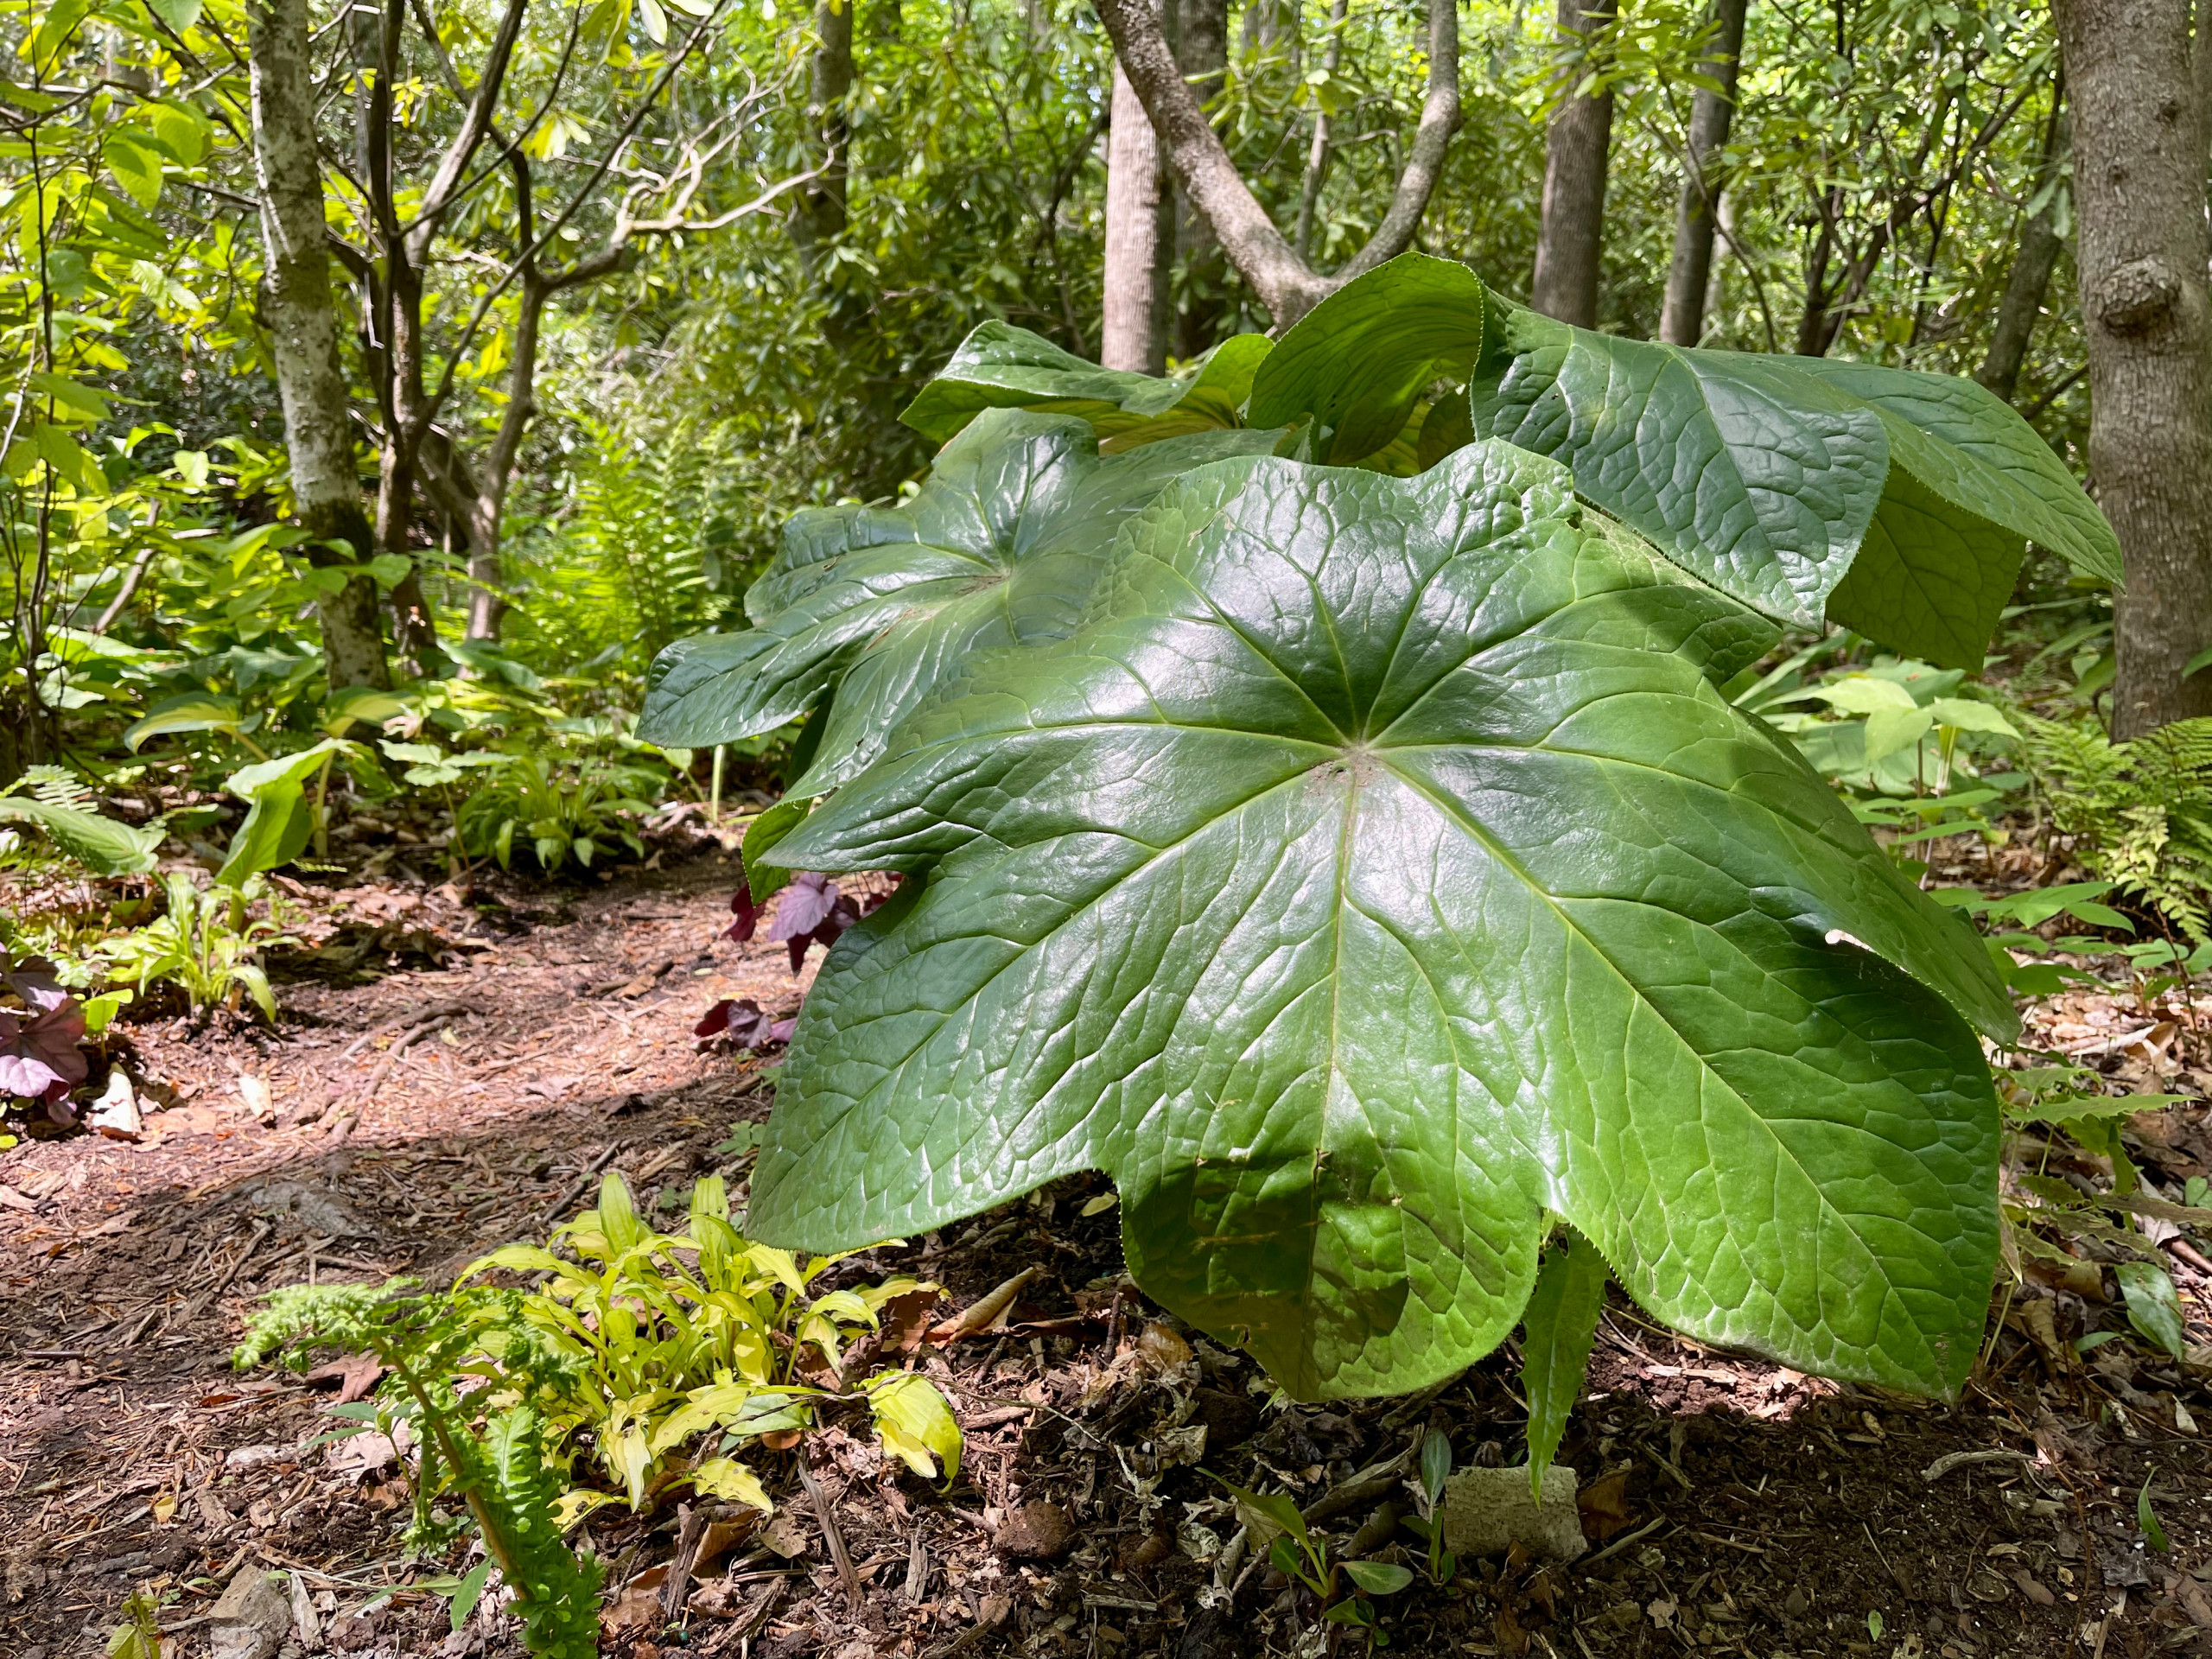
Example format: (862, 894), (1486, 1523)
(238, 1168), (962, 1649)
(641, 252), (2125, 1403)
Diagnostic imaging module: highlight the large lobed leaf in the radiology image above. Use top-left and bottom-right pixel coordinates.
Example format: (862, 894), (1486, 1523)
(636, 410), (1281, 790)
(1246, 251), (1497, 465)
(1467, 303), (2122, 668)
(748, 442), (2012, 1401)
(899, 321), (1274, 448)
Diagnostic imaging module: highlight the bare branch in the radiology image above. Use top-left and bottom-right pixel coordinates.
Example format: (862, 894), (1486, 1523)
(1333, 0), (1459, 283)
(405, 0), (532, 258)
(1095, 0), (1459, 326)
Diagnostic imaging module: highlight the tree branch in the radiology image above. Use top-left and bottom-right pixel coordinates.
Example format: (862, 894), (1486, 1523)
(1094, 0), (1459, 326)
(404, 0), (531, 259)
(1094, 0), (1328, 324)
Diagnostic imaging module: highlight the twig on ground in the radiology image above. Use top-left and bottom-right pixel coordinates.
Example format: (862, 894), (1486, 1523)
(1580, 1515), (1669, 1567)
(1922, 1447), (2032, 1483)
(796, 1459), (861, 1609)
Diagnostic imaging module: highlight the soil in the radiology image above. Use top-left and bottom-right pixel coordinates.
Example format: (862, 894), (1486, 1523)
(3, 846), (2211, 1659)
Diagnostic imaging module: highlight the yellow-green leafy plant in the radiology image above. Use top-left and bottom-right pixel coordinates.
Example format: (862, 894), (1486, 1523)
(238, 1173), (958, 1657)
(455, 1170), (957, 1523)
(97, 872), (291, 1023)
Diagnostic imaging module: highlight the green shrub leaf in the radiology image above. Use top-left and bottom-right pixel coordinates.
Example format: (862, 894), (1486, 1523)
(218, 741), (345, 887)
(1520, 1228), (1609, 1497)
(1471, 306), (2120, 668)
(899, 321), (1272, 446)
(2114, 1260), (2189, 1360)
(747, 442), (2010, 1400)
(638, 410), (1280, 789)
(1247, 251), (1494, 465)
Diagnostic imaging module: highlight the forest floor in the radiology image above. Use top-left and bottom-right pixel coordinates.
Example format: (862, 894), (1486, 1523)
(3, 847), (2211, 1659)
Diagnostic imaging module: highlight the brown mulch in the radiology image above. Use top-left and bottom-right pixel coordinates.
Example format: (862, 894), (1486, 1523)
(2, 849), (2210, 1659)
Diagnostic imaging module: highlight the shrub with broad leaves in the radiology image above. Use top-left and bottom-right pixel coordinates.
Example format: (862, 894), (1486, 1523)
(642, 253), (2121, 1405)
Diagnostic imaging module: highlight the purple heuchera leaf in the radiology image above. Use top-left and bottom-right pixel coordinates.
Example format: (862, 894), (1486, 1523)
(724, 883), (763, 944)
(693, 997), (797, 1053)
(0, 994), (89, 1100)
(765, 872), (841, 942)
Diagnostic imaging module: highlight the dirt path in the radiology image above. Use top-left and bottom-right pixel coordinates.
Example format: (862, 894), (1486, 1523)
(3, 850), (2210, 1659)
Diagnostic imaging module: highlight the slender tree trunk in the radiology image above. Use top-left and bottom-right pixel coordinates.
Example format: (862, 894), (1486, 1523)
(465, 278), (552, 641)
(1531, 0), (1616, 328)
(1103, 0), (1175, 373)
(245, 0), (389, 692)
(1294, 0), (1350, 261)
(1658, 0), (1747, 346)
(1173, 0), (1229, 356)
(794, 0), (855, 256)
(2056, 0), (2212, 737)
(1975, 103), (2070, 404)
(365, 0), (435, 678)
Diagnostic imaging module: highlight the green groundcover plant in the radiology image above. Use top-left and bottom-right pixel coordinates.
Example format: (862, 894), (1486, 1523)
(643, 254), (2121, 1407)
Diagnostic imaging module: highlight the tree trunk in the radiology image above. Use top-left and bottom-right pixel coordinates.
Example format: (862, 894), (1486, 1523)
(245, 0), (389, 692)
(1096, 0), (1457, 328)
(1173, 0), (1229, 357)
(794, 0), (855, 255)
(464, 276), (553, 641)
(1531, 0), (1615, 328)
(1103, 0), (1175, 373)
(1294, 0), (1351, 261)
(1657, 0), (1747, 346)
(2054, 0), (2212, 737)
(1974, 103), (2070, 404)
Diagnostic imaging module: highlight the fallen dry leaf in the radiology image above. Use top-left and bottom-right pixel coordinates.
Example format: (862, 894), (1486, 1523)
(1576, 1469), (1632, 1542)
(305, 1353), (386, 1404)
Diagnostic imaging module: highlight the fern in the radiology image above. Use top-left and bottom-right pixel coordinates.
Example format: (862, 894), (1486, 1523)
(235, 1281), (603, 1659)
(2018, 713), (2212, 940)
(503, 414), (731, 679)
(22, 765), (93, 810)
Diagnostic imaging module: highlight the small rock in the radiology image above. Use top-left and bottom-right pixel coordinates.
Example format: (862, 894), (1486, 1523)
(87, 1071), (141, 1141)
(1441, 1465), (1586, 1563)
(209, 1568), (292, 1659)
(1784, 1586), (1810, 1618)
(998, 1501), (1074, 1560)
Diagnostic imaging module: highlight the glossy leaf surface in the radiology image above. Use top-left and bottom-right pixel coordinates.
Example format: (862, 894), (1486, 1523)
(1247, 252), (1494, 465)
(750, 443), (2009, 1400)
(636, 410), (1279, 789)
(900, 321), (1274, 447)
(1469, 305), (2121, 667)
(1519, 1228), (1609, 1495)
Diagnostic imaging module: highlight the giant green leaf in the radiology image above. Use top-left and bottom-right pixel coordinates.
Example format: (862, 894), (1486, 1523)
(1469, 305), (2122, 668)
(748, 442), (2012, 1401)
(899, 321), (1273, 447)
(1247, 251), (1495, 465)
(637, 410), (1280, 790)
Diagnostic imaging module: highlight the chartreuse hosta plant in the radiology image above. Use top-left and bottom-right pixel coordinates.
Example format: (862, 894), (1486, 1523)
(641, 253), (2121, 1427)
(240, 1173), (957, 1658)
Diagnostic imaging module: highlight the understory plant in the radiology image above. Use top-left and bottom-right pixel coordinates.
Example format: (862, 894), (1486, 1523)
(454, 749), (659, 873)
(643, 252), (2128, 1413)
(239, 1172), (958, 1654)
(2015, 712), (2212, 941)
(98, 871), (289, 1024)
